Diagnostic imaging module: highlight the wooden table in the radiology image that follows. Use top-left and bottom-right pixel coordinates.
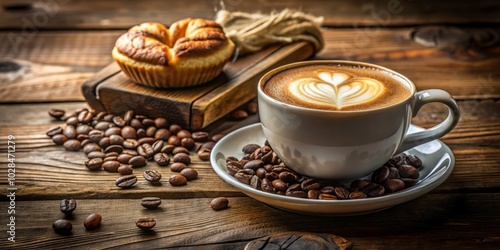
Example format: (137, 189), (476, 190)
(1, 1), (499, 249)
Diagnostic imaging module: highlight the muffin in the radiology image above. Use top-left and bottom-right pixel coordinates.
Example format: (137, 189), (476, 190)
(112, 19), (235, 88)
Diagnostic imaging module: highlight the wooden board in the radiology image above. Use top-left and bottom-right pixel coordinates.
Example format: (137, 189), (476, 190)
(82, 42), (315, 130)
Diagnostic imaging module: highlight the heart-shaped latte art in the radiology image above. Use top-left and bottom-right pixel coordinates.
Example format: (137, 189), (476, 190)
(288, 71), (385, 109)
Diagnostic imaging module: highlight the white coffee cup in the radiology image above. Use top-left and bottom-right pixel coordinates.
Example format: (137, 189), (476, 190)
(258, 60), (460, 179)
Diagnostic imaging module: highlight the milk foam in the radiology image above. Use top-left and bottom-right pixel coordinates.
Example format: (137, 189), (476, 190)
(288, 71), (385, 109)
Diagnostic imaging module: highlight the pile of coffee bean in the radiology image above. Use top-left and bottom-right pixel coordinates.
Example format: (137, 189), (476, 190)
(226, 142), (423, 200)
(46, 108), (221, 188)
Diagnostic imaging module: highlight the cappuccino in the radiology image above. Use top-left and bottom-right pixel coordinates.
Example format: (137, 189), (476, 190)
(263, 64), (412, 111)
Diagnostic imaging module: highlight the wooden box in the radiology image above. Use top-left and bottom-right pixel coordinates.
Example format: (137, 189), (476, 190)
(82, 42), (314, 130)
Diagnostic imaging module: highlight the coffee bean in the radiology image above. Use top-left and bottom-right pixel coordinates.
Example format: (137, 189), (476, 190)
(138, 137), (156, 145)
(129, 155), (147, 167)
(79, 110), (94, 124)
(231, 109), (248, 120)
(60, 199), (77, 214)
(83, 213), (102, 230)
(227, 162), (242, 176)
(137, 143), (155, 159)
(123, 110), (134, 124)
(361, 183), (385, 197)
(103, 114), (114, 122)
(99, 137), (111, 148)
(146, 126), (157, 137)
(83, 143), (101, 154)
(53, 219), (72, 235)
(130, 119), (143, 129)
(383, 178), (405, 193)
(104, 127), (121, 137)
(261, 178), (275, 193)
(265, 172), (279, 181)
(153, 153), (170, 166)
(272, 179), (288, 191)
(406, 154), (423, 168)
(172, 147), (189, 155)
(211, 134), (224, 142)
(307, 190), (321, 199)
(389, 153), (406, 167)
(349, 191), (368, 199)
(142, 118), (155, 127)
(371, 166), (390, 183)
(136, 218), (156, 229)
(63, 125), (77, 139)
(334, 187), (350, 199)
(246, 102), (258, 114)
(52, 134), (68, 145)
(210, 197), (229, 210)
(117, 164), (134, 175)
(176, 129), (191, 139)
(154, 128), (171, 141)
(191, 131), (209, 142)
(143, 169), (162, 182)
(46, 126), (63, 137)
(286, 189), (307, 198)
(301, 178), (320, 191)
(173, 153), (191, 165)
(234, 169), (254, 185)
(161, 144), (175, 154)
(250, 175), (262, 190)
(170, 162), (187, 172)
(94, 121), (111, 131)
(278, 171), (299, 183)
(123, 139), (140, 149)
(169, 174), (187, 186)
(104, 156), (118, 162)
(115, 175), (137, 188)
(76, 124), (93, 135)
(152, 140), (163, 154)
(180, 168), (198, 181)
(181, 137), (195, 149)
(117, 154), (134, 164)
(121, 126), (137, 139)
(398, 165), (420, 179)
(85, 158), (103, 171)
(63, 139), (81, 151)
(169, 124), (182, 134)
(401, 178), (418, 188)
(66, 116), (79, 126)
(113, 116), (126, 127)
(136, 128), (146, 138)
(102, 160), (120, 172)
(319, 194), (338, 200)
(109, 134), (125, 145)
(141, 197), (162, 209)
(154, 117), (169, 128)
(349, 179), (371, 192)
(244, 160), (265, 171)
(88, 130), (104, 143)
(49, 108), (65, 119)
(388, 167), (400, 179)
(88, 151), (105, 159)
(197, 148), (211, 161)
(242, 144), (260, 154)
(200, 141), (215, 150)
(104, 145), (123, 154)
(105, 152), (119, 157)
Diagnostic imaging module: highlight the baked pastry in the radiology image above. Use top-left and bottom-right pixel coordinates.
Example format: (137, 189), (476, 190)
(112, 19), (235, 88)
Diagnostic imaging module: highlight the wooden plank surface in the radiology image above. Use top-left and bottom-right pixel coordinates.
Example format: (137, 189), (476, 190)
(1, 194), (499, 249)
(1, 28), (499, 103)
(1, 0), (499, 29)
(0, 101), (498, 200)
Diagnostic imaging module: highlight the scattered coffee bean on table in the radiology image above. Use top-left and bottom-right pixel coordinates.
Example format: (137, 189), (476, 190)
(115, 175), (137, 189)
(136, 218), (156, 229)
(53, 219), (72, 235)
(143, 169), (162, 182)
(210, 197), (229, 211)
(83, 213), (102, 230)
(226, 142), (424, 200)
(169, 174), (187, 186)
(60, 199), (77, 215)
(141, 197), (162, 209)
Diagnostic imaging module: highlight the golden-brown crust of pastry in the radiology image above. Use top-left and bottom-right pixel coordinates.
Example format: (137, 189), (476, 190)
(114, 19), (230, 65)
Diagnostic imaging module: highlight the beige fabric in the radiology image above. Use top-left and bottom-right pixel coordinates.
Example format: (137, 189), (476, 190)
(215, 9), (324, 56)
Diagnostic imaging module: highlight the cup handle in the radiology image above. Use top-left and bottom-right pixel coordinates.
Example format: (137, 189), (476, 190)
(395, 89), (460, 154)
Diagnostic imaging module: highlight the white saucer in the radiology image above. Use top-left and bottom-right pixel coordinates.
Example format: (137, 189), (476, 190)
(210, 123), (455, 216)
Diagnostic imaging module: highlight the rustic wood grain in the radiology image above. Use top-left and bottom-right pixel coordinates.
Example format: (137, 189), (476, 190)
(1, 194), (499, 249)
(1, 0), (499, 29)
(1, 27), (498, 103)
(0, 101), (498, 200)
